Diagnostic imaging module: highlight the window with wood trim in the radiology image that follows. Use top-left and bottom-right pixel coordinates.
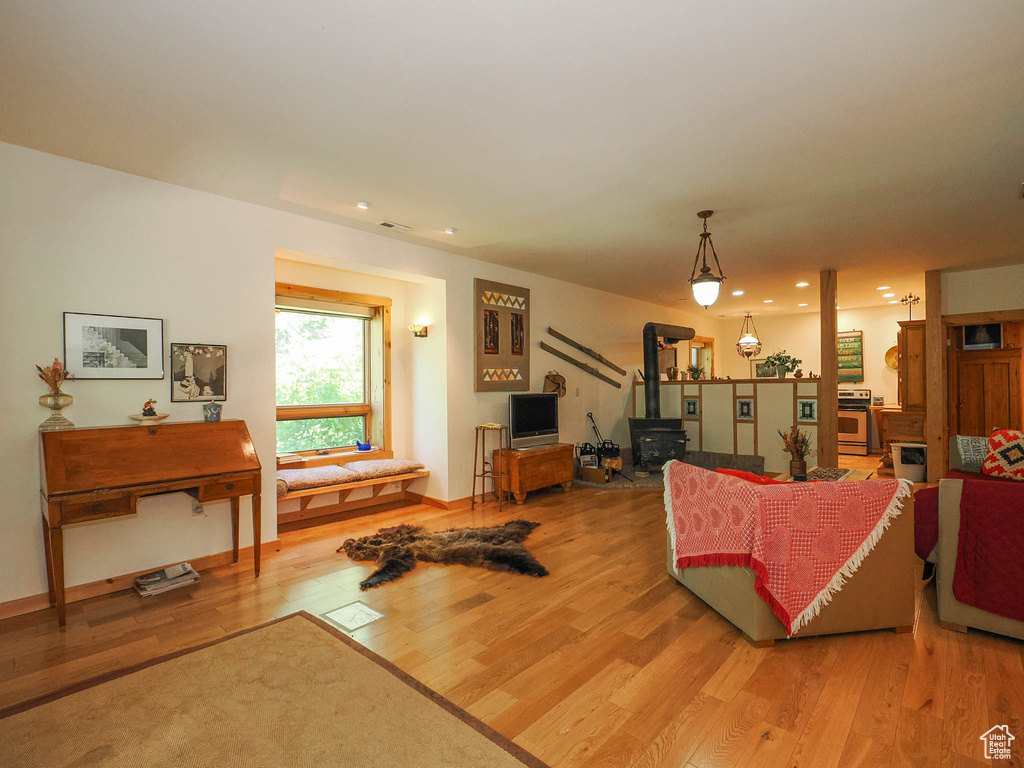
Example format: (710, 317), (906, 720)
(275, 283), (391, 456)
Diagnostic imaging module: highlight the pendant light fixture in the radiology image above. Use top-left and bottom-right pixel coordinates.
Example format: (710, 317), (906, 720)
(736, 312), (762, 359)
(689, 210), (727, 308)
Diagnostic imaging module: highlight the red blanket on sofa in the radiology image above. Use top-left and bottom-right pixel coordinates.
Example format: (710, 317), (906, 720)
(952, 478), (1024, 622)
(913, 470), (1015, 561)
(665, 461), (911, 635)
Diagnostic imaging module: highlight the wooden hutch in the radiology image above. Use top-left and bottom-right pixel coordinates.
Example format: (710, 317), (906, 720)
(874, 320), (926, 471)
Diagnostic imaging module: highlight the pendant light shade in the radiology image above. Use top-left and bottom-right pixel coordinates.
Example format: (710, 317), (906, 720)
(736, 312), (762, 359)
(689, 210), (727, 308)
(691, 275), (721, 307)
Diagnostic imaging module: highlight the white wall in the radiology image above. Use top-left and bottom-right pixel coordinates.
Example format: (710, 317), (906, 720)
(0, 142), (722, 604)
(1, 146), (277, 602)
(942, 264), (1024, 315)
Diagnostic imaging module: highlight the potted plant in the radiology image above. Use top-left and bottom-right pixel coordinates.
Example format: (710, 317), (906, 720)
(778, 425), (814, 480)
(686, 363), (705, 380)
(764, 350), (802, 379)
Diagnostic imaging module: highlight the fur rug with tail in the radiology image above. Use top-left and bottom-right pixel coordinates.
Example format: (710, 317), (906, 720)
(338, 520), (548, 590)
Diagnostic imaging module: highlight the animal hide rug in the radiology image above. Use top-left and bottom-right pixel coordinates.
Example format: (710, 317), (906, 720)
(339, 520), (549, 590)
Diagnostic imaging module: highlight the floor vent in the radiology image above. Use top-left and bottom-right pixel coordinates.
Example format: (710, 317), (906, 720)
(322, 602), (385, 632)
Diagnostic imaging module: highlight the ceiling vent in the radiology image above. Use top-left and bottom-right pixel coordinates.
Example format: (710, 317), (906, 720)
(378, 220), (411, 232)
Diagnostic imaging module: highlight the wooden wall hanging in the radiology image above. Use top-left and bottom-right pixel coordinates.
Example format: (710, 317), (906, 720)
(539, 341), (621, 388)
(474, 278), (530, 392)
(546, 327), (626, 376)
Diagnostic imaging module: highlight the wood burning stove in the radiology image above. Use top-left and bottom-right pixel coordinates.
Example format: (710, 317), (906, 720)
(628, 322), (695, 471)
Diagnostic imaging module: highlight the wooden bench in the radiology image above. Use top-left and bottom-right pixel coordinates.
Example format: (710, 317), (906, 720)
(277, 470), (430, 527)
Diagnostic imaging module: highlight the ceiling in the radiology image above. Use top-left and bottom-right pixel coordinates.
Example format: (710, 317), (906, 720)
(2, 1), (1022, 314)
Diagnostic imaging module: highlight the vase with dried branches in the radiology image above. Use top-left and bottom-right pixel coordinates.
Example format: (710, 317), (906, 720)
(37, 358), (75, 431)
(778, 425), (814, 480)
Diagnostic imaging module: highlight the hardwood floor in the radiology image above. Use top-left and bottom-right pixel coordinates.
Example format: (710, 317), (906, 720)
(838, 452), (884, 473)
(2, 486), (1021, 767)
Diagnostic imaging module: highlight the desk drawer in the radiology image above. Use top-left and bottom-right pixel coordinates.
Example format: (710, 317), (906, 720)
(61, 495), (133, 523)
(200, 477), (255, 502)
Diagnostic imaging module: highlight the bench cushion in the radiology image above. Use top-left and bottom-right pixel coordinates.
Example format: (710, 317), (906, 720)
(344, 459), (425, 481)
(277, 465), (358, 497)
(276, 458), (426, 498)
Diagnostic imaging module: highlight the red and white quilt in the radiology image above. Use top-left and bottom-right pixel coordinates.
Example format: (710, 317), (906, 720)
(664, 461), (911, 635)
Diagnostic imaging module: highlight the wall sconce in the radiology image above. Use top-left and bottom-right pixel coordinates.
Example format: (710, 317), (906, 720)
(407, 324), (428, 338)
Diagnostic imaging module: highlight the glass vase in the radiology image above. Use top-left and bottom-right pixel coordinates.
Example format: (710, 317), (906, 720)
(39, 388), (74, 431)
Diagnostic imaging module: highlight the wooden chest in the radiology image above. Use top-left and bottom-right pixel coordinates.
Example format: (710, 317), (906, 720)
(494, 442), (574, 504)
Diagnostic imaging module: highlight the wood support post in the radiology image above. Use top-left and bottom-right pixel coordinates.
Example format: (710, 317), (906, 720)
(819, 269), (839, 468)
(925, 270), (947, 481)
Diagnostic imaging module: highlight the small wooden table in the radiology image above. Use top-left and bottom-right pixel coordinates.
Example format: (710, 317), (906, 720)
(39, 420), (262, 627)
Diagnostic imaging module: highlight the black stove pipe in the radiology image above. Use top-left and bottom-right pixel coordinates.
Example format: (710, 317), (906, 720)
(642, 322), (696, 418)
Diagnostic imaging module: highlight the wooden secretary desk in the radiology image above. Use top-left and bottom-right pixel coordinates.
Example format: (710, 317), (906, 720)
(39, 420), (262, 627)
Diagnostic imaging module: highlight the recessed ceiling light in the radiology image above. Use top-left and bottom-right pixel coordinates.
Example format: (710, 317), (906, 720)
(798, 303), (808, 307)
(356, 201), (372, 210)
(876, 285), (890, 290)
(795, 282), (810, 288)
(888, 300), (899, 304)
(444, 227), (457, 235)
(763, 299), (773, 303)
(883, 293), (895, 298)
(732, 290), (744, 296)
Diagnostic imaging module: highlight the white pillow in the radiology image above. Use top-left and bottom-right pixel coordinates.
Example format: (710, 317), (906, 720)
(956, 435), (988, 468)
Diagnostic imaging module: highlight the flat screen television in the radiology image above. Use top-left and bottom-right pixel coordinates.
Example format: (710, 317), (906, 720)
(509, 393), (559, 449)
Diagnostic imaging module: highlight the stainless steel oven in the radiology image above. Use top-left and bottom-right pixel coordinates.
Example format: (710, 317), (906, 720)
(838, 388), (871, 456)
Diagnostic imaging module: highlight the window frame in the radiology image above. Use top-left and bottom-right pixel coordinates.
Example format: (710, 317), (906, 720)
(275, 283), (392, 457)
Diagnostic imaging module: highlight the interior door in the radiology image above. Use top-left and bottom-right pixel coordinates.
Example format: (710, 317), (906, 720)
(956, 350), (1023, 436)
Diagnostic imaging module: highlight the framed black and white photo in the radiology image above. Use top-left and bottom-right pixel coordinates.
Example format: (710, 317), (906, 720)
(64, 312), (164, 379)
(170, 343), (227, 402)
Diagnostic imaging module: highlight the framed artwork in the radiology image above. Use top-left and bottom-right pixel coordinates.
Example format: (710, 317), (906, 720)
(63, 312), (164, 379)
(170, 343), (227, 402)
(736, 398), (754, 421)
(483, 310), (499, 354)
(684, 398), (700, 418)
(838, 331), (864, 382)
(474, 278), (530, 391)
(510, 313), (525, 356)
(797, 398), (818, 423)
(750, 358), (777, 379)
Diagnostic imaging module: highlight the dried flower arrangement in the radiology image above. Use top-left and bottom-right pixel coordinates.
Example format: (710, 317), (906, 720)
(778, 425), (814, 459)
(36, 358), (74, 391)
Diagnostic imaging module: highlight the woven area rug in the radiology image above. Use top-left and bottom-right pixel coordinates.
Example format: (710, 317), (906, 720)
(0, 612), (547, 768)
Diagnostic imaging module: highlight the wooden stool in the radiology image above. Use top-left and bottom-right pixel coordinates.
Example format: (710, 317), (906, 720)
(472, 423), (509, 511)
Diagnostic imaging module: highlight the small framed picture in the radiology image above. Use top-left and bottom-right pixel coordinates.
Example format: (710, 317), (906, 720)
(750, 358), (777, 379)
(170, 343), (227, 402)
(872, 395), (885, 406)
(64, 312), (164, 379)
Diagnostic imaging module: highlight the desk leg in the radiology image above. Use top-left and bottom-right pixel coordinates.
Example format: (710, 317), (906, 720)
(40, 513), (55, 606)
(230, 496), (240, 564)
(252, 490), (262, 578)
(47, 520), (66, 628)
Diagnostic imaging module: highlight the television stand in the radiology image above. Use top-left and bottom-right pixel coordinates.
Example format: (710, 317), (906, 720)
(494, 443), (573, 504)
